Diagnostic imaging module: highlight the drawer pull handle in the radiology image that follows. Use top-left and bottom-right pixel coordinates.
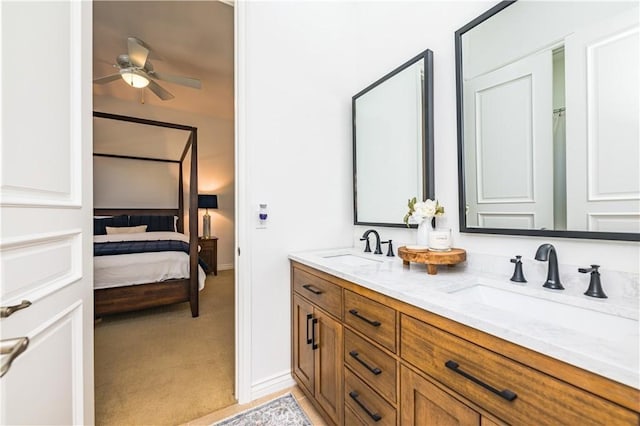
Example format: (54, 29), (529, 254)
(349, 391), (382, 422)
(1, 300), (32, 318)
(311, 318), (318, 350)
(348, 309), (381, 327)
(445, 360), (517, 402)
(1, 337), (29, 378)
(349, 351), (382, 375)
(302, 284), (323, 295)
(305, 314), (313, 345)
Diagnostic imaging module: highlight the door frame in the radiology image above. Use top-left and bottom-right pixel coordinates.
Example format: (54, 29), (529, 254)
(234, 0), (251, 404)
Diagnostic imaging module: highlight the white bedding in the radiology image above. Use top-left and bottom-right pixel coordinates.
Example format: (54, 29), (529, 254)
(94, 232), (206, 291)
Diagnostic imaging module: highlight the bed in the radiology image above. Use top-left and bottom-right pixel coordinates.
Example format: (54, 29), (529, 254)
(93, 112), (202, 317)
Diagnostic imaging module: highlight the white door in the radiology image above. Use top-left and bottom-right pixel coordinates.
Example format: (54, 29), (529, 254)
(464, 50), (554, 230)
(0, 2), (94, 424)
(565, 7), (640, 233)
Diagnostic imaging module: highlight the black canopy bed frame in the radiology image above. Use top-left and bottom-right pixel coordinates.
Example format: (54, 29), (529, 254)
(93, 111), (201, 317)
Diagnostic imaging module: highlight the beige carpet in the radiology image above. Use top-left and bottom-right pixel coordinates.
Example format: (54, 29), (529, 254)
(95, 270), (236, 425)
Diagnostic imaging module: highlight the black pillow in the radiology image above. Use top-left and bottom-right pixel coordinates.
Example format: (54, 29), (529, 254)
(129, 215), (175, 232)
(94, 215), (129, 235)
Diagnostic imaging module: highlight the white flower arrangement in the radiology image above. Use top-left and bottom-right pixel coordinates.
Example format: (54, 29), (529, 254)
(403, 197), (445, 226)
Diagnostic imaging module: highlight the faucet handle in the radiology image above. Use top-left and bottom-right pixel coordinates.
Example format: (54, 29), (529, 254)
(360, 236), (372, 253)
(579, 265), (607, 298)
(578, 264), (600, 274)
(509, 255), (527, 283)
(381, 240), (394, 257)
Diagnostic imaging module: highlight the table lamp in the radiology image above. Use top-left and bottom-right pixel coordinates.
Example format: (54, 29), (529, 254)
(198, 194), (218, 238)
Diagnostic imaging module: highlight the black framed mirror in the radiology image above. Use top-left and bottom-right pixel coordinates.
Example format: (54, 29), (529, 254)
(353, 49), (434, 227)
(456, 1), (640, 241)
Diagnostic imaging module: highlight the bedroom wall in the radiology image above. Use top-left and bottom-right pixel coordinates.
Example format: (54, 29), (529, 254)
(239, 0), (639, 400)
(94, 96), (235, 270)
(94, 157), (179, 208)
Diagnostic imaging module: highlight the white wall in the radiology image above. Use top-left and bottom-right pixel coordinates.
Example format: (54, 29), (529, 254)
(94, 96), (235, 269)
(240, 1), (356, 395)
(240, 0), (639, 398)
(348, 1), (639, 275)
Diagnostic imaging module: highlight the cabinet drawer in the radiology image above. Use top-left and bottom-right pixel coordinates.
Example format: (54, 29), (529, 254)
(345, 368), (396, 426)
(344, 329), (397, 403)
(344, 405), (368, 426)
(293, 268), (342, 319)
(344, 290), (396, 353)
(401, 314), (639, 425)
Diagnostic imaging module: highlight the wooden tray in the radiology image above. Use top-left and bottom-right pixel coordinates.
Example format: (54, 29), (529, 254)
(398, 246), (466, 275)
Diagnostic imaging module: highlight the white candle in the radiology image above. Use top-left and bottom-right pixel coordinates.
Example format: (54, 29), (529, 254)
(429, 228), (452, 251)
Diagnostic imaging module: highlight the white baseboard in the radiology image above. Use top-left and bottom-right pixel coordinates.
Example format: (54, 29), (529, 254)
(218, 263), (234, 271)
(250, 370), (296, 401)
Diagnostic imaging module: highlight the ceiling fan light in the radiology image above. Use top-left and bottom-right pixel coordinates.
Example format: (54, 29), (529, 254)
(120, 69), (149, 88)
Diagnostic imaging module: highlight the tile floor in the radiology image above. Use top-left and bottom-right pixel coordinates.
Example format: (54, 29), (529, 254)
(183, 386), (328, 426)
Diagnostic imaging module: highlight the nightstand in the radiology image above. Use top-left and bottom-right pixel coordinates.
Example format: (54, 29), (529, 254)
(198, 236), (218, 275)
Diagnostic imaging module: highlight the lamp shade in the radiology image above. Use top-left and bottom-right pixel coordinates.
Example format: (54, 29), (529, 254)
(198, 194), (218, 209)
(120, 68), (150, 88)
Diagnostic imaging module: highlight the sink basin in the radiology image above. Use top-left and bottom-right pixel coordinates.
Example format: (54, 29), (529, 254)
(322, 254), (382, 267)
(448, 285), (638, 343)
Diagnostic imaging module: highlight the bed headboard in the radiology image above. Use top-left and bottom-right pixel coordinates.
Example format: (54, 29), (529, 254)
(93, 111), (200, 316)
(94, 208), (183, 233)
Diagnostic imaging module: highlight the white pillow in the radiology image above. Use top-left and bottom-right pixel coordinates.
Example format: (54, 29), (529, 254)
(105, 225), (147, 235)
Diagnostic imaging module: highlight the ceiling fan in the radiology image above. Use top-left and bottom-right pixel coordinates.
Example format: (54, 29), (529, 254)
(93, 37), (202, 101)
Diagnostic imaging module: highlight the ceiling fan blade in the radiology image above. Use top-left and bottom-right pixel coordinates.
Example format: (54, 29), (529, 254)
(93, 73), (121, 84)
(147, 79), (175, 101)
(151, 71), (202, 89)
(127, 37), (149, 68)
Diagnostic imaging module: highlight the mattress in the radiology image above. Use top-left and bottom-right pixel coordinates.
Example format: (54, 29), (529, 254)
(94, 232), (206, 290)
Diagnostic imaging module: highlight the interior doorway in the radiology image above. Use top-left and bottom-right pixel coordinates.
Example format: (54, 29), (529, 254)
(91, 1), (236, 424)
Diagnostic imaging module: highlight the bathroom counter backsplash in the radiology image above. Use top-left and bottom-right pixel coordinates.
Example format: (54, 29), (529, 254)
(289, 247), (639, 390)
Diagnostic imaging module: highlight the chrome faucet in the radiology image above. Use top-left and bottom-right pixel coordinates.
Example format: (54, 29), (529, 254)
(534, 244), (564, 290)
(360, 229), (382, 255)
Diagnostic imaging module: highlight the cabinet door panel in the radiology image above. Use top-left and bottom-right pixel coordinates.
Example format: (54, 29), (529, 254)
(292, 295), (314, 393)
(315, 309), (343, 425)
(401, 366), (480, 426)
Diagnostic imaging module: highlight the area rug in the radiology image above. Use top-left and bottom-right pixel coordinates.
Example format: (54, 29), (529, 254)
(212, 393), (312, 426)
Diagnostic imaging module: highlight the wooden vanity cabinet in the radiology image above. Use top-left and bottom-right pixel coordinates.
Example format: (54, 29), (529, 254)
(401, 314), (639, 425)
(290, 261), (640, 426)
(292, 270), (343, 425)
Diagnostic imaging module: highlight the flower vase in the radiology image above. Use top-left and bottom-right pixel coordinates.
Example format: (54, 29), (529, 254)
(416, 218), (431, 248)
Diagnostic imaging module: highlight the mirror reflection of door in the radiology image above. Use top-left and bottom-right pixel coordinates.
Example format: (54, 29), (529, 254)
(464, 51), (554, 229)
(565, 9), (640, 233)
(458, 1), (640, 238)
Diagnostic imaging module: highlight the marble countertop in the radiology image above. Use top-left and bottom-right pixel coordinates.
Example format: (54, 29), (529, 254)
(289, 247), (639, 390)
